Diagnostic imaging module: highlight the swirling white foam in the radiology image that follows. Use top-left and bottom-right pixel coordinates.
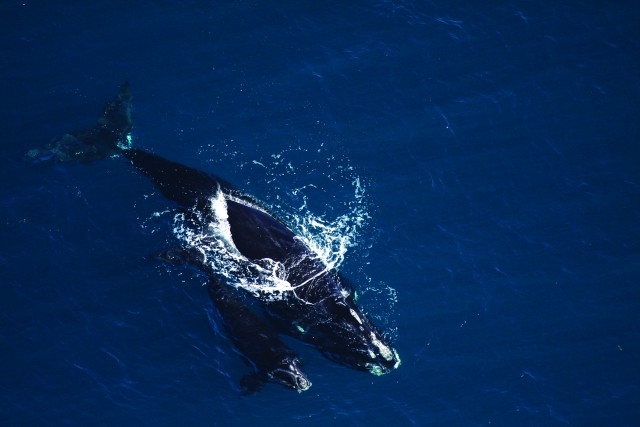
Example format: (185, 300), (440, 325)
(287, 176), (370, 275)
(169, 189), (289, 301)
(169, 176), (370, 304)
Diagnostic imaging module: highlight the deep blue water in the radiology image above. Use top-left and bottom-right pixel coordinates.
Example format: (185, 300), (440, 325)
(2, 1), (639, 425)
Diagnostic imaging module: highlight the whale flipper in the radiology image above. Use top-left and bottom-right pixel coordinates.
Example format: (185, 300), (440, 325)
(26, 82), (132, 163)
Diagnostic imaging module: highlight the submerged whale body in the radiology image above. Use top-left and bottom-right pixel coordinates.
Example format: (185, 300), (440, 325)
(28, 82), (400, 385)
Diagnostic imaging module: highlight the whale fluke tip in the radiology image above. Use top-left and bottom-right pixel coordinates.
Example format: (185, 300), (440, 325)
(27, 83), (133, 163)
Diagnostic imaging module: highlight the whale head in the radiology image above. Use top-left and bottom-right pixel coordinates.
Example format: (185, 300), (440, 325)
(267, 356), (312, 393)
(301, 296), (401, 375)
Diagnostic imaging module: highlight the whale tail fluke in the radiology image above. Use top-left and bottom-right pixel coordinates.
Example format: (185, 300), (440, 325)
(26, 82), (133, 163)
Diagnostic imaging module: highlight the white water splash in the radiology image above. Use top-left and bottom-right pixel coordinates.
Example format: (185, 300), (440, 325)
(286, 176), (370, 273)
(169, 189), (295, 302)
(168, 175), (371, 304)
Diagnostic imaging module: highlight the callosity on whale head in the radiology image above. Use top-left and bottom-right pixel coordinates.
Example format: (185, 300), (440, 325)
(267, 356), (312, 393)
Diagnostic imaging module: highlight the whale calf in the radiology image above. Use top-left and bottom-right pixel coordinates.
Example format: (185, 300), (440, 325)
(155, 247), (311, 393)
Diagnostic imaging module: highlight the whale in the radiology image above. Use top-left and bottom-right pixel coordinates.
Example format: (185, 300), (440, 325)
(28, 82), (401, 377)
(155, 247), (311, 393)
(122, 146), (400, 375)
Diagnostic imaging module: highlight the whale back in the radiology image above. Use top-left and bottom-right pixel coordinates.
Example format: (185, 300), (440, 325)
(123, 149), (218, 206)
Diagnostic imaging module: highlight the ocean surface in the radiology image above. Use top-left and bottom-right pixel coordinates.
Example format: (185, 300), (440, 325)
(2, 1), (639, 426)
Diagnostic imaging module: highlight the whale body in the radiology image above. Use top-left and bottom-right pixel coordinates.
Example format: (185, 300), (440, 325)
(28, 82), (400, 385)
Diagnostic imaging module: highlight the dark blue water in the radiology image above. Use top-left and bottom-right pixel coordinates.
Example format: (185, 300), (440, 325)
(2, 1), (639, 425)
